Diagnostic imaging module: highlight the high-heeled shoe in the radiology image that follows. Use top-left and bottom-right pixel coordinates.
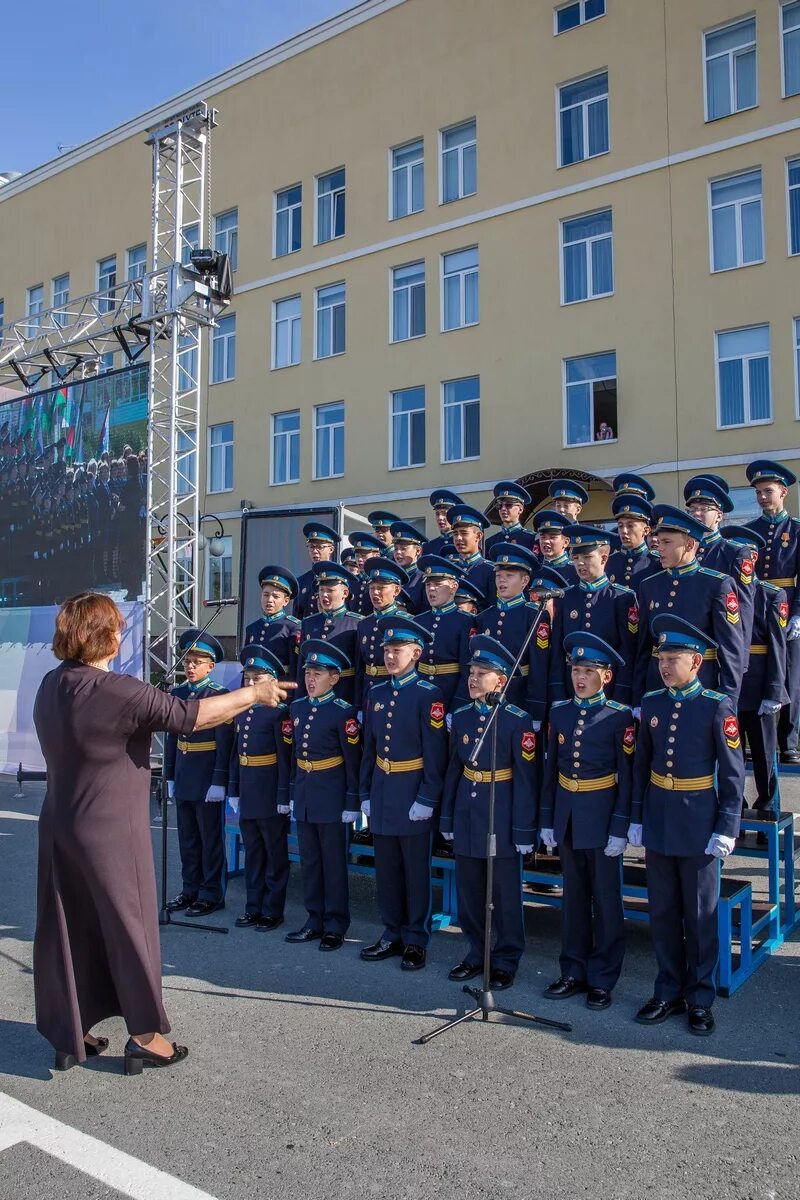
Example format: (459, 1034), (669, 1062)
(123, 1037), (188, 1076)
(54, 1037), (110, 1071)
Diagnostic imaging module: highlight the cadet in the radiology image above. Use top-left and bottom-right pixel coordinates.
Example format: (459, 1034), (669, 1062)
(722, 526), (788, 813)
(297, 561), (360, 703)
(447, 503), (495, 604)
(368, 509), (401, 558)
(629, 615), (744, 1036)
(294, 522), (340, 621)
(347, 530), (384, 616)
(539, 633), (635, 1010)
(286, 641), (361, 951)
(243, 565), (301, 676)
(612, 472), (655, 503)
(547, 478), (588, 522)
(341, 545), (358, 574)
(422, 488), (463, 555)
(164, 631), (233, 917)
(416, 554), (476, 712)
(484, 481), (537, 555)
(354, 557), (409, 712)
(390, 520), (428, 613)
(684, 475), (754, 645)
(359, 616), (448, 970)
(454, 575), (487, 617)
(440, 635), (538, 990)
(479, 542), (549, 724)
(549, 525), (637, 705)
(531, 509), (579, 587)
(745, 459), (800, 764)
(227, 645), (293, 931)
(633, 506), (747, 708)
(606, 493), (660, 595)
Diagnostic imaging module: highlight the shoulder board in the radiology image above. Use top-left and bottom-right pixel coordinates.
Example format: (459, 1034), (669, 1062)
(699, 567), (726, 580)
(205, 681), (225, 692)
(791, 517), (800, 526)
(453, 703), (471, 715)
(610, 583), (635, 596)
(505, 703), (526, 718)
(345, 610), (360, 618)
(701, 688), (726, 701)
(416, 679), (437, 691)
(285, 615), (301, 626)
(290, 697), (307, 711)
(761, 580), (781, 593)
(334, 698), (350, 709)
(642, 688), (665, 699)
(551, 699), (571, 709)
(605, 699), (630, 712)
(371, 680), (391, 695)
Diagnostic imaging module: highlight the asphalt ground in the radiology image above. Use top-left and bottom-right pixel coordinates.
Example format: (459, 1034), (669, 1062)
(0, 774), (798, 1200)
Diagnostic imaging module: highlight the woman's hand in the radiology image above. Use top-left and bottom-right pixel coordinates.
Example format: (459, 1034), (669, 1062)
(252, 676), (297, 707)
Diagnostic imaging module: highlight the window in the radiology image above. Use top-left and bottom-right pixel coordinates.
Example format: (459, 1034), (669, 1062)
(315, 283), (346, 358)
(564, 351), (618, 447)
(316, 169), (345, 243)
(214, 209), (238, 271)
(177, 330), (199, 393)
(98, 255), (116, 313)
(314, 401), (345, 479)
(275, 184), (302, 257)
(559, 73), (609, 166)
(788, 158), (800, 255)
(273, 296), (301, 368)
(126, 244), (147, 280)
(704, 18), (757, 121)
(442, 247), (479, 330)
(795, 318), (800, 417)
(211, 314), (236, 383)
(441, 120), (477, 203)
(784, 2), (800, 96)
(176, 429), (196, 496)
(206, 535), (234, 603)
(561, 209), (613, 303)
(271, 410), (301, 485)
(555, 0), (605, 33)
(99, 352), (115, 374)
(52, 273), (70, 327)
(391, 386), (426, 469)
(208, 422), (234, 493)
(391, 262), (426, 341)
(391, 140), (424, 219)
(0, 299), (4, 337)
(716, 325), (771, 427)
(442, 375), (480, 462)
(709, 170), (764, 271)
(27, 284), (44, 331)
(181, 222), (200, 266)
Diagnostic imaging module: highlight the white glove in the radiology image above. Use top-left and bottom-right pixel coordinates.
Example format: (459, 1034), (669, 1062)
(788, 616), (800, 641)
(228, 796), (240, 815)
(532, 720), (542, 732)
(409, 801), (434, 821)
(166, 781), (175, 799)
(705, 833), (736, 859)
(276, 804), (290, 815)
(33, 550), (39, 560)
(604, 835), (627, 857)
(357, 711), (363, 724)
(758, 700), (782, 716)
(627, 823), (643, 847)
(516, 844), (535, 854)
(539, 828), (557, 848)
(342, 810), (360, 823)
(442, 831), (454, 842)
(632, 707), (641, 721)
(205, 785), (225, 803)
(446, 712), (453, 732)
(360, 799), (371, 818)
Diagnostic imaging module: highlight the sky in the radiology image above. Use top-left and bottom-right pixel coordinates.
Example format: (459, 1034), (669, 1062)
(0, 0), (359, 177)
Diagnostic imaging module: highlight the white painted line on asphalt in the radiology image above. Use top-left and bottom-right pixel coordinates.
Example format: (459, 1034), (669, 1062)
(0, 1093), (221, 1200)
(0, 810), (38, 821)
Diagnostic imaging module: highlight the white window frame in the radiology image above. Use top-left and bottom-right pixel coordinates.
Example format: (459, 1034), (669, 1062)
(26, 284), (44, 331)
(214, 208), (239, 271)
(389, 139), (424, 221)
(554, 0), (606, 35)
(703, 16), (758, 123)
(272, 295), (302, 369)
(389, 385), (426, 471)
(787, 156), (800, 256)
(390, 261), (426, 343)
(781, 0), (800, 97)
(270, 409), (301, 486)
(439, 119), (477, 205)
(52, 273), (69, 327)
(556, 71), (610, 168)
(181, 222), (200, 267)
(714, 324), (772, 430)
(314, 282), (346, 360)
(559, 208), (614, 304)
(210, 313), (236, 384)
(707, 168), (764, 273)
(0, 299), (4, 338)
(314, 168), (346, 246)
(313, 401), (345, 481)
(126, 243), (147, 280)
(97, 255), (117, 313)
(562, 351), (618, 449)
(441, 376), (481, 465)
(207, 421), (234, 494)
(441, 247), (479, 332)
(794, 316), (800, 419)
(273, 183), (302, 258)
(205, 535), (234, 603)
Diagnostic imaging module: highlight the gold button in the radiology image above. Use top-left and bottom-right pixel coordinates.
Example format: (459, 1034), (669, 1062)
(240, 754), (248, 765)
(670, 725), (676, 731)
(474, 771), (484, 783)
(566, 778), (579, 792)
(668, 736), (675, 743)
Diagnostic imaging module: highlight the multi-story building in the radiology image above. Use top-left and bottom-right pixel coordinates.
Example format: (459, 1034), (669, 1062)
(2, 0), (800, 639)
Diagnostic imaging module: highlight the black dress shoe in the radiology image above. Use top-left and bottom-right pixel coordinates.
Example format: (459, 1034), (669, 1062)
(687, 1005), (715, 1036)
(165, 892), (196, 913)
(185, 899), (225, 917)
(319, 932), (345, 951)
(489, 969), (515, 991)
(255, 915), (284, 932)
(351, 828), (373, 845)
(780, 749), (800, 764)
(586, 987), (612, 1010)
(635, 996), (687, 1024)
(360, 937), (404, 961)
(285, 926), (322, 943)
(124, 1037), (189, 1076)
(235, 913), (260, 928)
(448, 960), (483, 982)
(401, 944), (427, 971)
(543, 975), (588, 999)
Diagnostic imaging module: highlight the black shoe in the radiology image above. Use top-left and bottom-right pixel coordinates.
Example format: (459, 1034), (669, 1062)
(84, 1036), (109, 1057)
(319, 932), (345, 952)
(285, 926), (322, 943)
(124, 1037), (189, 1076)
(635, 996), (687, 1024)
(235, 913), (260, 928)
(401, 944), (427, 971)
(351, 828), (373, 845)
(756, 831), (769, 847)
(687, 1005), (715, 1036)
(184, 899), (224, 917)
(780, 749), (800, 765)
(586, 987), (612, 1010)
(489, 969), (515, 991)
(448, 960), (483, 982)
(165, 892), (196, 913)
(360, 937), (404, 961)
(255, 915), (284, 932)
(543, 975), (588, 999)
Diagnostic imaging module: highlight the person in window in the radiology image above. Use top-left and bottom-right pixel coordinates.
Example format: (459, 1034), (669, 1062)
(596, 422), (614, 441)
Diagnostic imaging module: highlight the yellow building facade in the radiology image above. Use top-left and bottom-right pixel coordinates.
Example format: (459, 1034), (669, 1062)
(2, 0), (800, 637)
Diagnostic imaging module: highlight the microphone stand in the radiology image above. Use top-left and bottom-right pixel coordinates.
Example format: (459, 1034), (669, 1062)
(157, 600), (231, 935)
(415, 593), (572, 1044)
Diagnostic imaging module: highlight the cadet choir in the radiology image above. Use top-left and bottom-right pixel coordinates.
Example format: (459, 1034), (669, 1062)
(165, 459), (800, 1036)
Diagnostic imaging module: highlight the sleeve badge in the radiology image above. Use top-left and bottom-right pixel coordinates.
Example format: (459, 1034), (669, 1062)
(345, 716), (360, 744)
(536, 621), (551, 650)
(739, 559), (753, 584)
(521, 730), (536, 761)
(627, 604), (639, 634)
(281, 719), (294, 743)
(779, 601), (789, 628)
(430, 701), (445, 729)
(623, 725), (635, 754)
(725, 592), (740, 624)
(723, 713), (741, 750)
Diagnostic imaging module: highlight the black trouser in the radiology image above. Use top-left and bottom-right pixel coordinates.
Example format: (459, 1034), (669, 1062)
(176, 799), (226, 903)
(778, 634), (800, 752)
(296, 819), (350, 935)
(373, 832), (432, 947)
(240, 814), (290, 918)
(455, 853), (524, 973)
(739, 708), (779, 811)
(559, 824), (625, 990)
(645, 849), (719, 1008)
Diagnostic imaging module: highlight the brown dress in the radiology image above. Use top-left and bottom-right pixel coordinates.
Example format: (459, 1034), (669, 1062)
(33, 661), (200, 1061)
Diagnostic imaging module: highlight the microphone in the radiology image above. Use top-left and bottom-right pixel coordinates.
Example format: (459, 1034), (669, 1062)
(202, 596), (239, 608)
(529, 587), (566, 600)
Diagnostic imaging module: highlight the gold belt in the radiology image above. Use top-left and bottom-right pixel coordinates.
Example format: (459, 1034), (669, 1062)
(650, 770), (714, 791)
(749, 644), (768, 655)
(296, 755), (344, 772)
(652, 647), (717, 660)
(558, 772), (616, 793)
(464, 766), (513, 783)
(376, 756), (423, 774)
(418, 661), (459, 675)
(177, 739), (216, 753)
(767, 577), (794, 587)
(365, 664), (388, 676)
(339, 668), (355, 678)
(239, 753), (277, 767)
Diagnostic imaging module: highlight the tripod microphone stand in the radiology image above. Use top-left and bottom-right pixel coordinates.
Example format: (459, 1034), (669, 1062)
(415, 591), (572, 1044)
